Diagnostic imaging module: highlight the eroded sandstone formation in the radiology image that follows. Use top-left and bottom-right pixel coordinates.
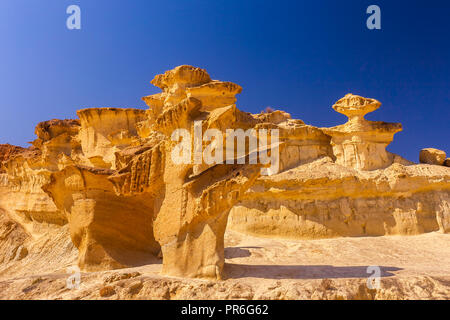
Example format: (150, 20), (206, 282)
(0, 65), (449, 281)
(420, 148), (446, 166)
(0, 144), (26, 173)
(229, 94), (449, 239)
(322, 94), (403, 171)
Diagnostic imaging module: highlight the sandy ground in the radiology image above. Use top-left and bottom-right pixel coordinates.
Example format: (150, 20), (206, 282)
(0, 230), (449, 300)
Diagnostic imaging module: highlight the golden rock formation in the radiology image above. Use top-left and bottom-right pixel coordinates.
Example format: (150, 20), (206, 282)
(110, 66), (262, 279)
(420, 148), (446, 166)
(77, 108), (147, 169)
(322, 94), (403, 171)
(0, 65), (448, 284)
(0, 144), (26, 173)
(229, 95), (448, 239)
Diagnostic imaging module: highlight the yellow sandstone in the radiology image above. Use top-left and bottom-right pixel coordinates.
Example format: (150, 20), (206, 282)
(0, 66), (448, 287)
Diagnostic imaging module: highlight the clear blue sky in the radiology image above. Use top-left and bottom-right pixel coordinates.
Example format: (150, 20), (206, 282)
(0, 0), (448, 162)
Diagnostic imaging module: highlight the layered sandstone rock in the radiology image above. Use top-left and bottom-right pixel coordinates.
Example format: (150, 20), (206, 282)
(77, 108), (147, 169)
(322, 94), (402, 171)
(0, 144), (26, 173)
(43, 165), (160, 271)
(229, 94), (449, 239)
(229, 158), (450, 238)
(0, 209), (29, 264)
(0, 65), (448, 284)
(111, 67), (263, 279)
(0, 121), (74, 227)
(0, 113), (156, 275)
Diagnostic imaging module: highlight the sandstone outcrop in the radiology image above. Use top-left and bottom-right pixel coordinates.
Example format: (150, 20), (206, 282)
(109, 66), (264, 279)
(322, 94), (402, 171)
(43, 165), (160, 271)
(229, 158), (450, 238)
(0, 65), (449, 285)
(0, 208), (29, 264)
(0, 144), (26, 173)
(77, 108), (147, 169)
(229, 95), (448, 239)
(420, 148), (446, 166)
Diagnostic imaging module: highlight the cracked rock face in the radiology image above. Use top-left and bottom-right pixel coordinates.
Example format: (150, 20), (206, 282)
(0, 66), (449, 283)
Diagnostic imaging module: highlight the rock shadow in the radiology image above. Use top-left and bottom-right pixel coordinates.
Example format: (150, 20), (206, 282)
(224, 246), (262, 259)
(225, 264), (402, 280)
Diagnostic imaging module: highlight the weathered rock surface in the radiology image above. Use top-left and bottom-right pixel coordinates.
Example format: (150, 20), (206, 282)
(322, 94), (403, 171)
(420, 148), (446, 166)
(43, 165), (160, 271)
(229, 95), (448, 239)
(0, 230), (449, 300)
(0, 208), (29, 264)
(77, 108), (146, 169)
(0, 144), (26, 173)
(112, 66), (263, 279)
(229, 159), (450, 238)
(0, 65), (448, 297)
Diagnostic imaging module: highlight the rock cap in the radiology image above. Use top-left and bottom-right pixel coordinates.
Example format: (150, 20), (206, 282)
(332, 93), (381, 119)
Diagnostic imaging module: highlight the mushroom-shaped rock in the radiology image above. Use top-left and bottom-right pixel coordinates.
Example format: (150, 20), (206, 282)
(186, 81), (242, 111)
(420, 148), (446, 166)
(332, 94), (381, 120)
(113, 66), (267, 279)
(322, 94), (402, 171)
(142, 65), (242, 114)
(147, 65), (211, 108)
(151, 65), (211, 90)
